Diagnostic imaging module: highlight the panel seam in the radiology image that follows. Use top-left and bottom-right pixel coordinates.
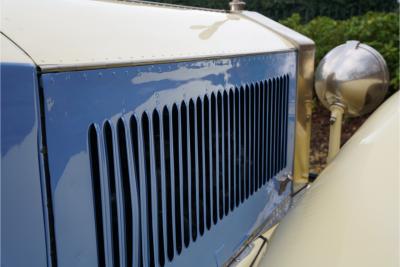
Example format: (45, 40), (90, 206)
(37, 71), (58, 267)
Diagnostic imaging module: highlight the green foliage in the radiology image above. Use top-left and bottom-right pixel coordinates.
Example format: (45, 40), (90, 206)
(280, 12), (399, 91)
(251, 0), (398, 22)
(147, 0), (398, 22)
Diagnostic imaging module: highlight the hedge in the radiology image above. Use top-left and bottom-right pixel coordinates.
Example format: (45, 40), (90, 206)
(251, 0), (398, 22)
(148, 0), (398, 22)
(280, 12), (399, 92)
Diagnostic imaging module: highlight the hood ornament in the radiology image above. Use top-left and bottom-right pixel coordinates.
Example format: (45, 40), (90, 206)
(229, 0), (245, 12)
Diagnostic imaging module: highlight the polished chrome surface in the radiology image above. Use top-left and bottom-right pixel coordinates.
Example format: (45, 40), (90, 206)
(242, 11), (316, 182)
(315, 41), (389, 117)
(229, 0), (246, 12)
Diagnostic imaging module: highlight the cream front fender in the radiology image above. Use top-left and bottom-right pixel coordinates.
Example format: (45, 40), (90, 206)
(258, 92), (400, 267)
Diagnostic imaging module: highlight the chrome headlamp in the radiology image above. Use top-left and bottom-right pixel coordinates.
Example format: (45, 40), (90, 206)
(314, 41), (389, 162)
(315, 40), (389, 117)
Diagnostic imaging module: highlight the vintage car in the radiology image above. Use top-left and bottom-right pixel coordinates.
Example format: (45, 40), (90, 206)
(1, 0), (397, 266)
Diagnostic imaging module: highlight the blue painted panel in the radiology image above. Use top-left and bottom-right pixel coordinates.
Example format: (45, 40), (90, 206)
(1, 63), (48, 266)
(41, 52), (297, 267)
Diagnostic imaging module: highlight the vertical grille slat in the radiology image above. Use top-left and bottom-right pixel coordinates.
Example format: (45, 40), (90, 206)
(88, 125), (106, 267)
(281, 77), (285, 169)
(188, 100), (198, 242)
(217, 93), (224, 220)
(249, 84), (255, 195)
(259, 83), (265, 187)
(210, 94), (218, 225)
(234, 89), (240, 207)
(142, 114), (156, 267)
(273, 78), (279, 176)
(276, 78), (280, 175)
(181, 103), (191, 248)
(172, 105), (183, 254)
(262, 81), (268, 185)
(158, 108), (172, 264)
(277, 78), (282, 173)
(204, 97), (212, 230)
(270, 79), (275, 178)
(281, 77), (284, 169)
(244, 86), (250, 199)
(279, 78), (283, 173)
(162, 107), (175, 261)
(177, 105), (186, 252)
(229, 90), (235, 211)
(239, 87), (245, 202)
(116, 119), (133, 267)
(98, 125), (114, 267)
(152, 111), (165, 267)
(258, 83), (264, 187)
(87, 74), (291, 267)
(130, 117), (142, 267)
(103, 122), (121, 267)
(135, 116), (151, 267)
(222, 92), (229, 216)
(269, 79), (274, 180)
(275, 78), (280, 173)
(196, 98), (205, 236)
(284, 75), (289, 167)
(254, 83), (260, 191)
(184, 102), (193, 246)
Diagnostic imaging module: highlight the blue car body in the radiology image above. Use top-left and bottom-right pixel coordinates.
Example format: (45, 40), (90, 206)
(1, 1), (303, 264)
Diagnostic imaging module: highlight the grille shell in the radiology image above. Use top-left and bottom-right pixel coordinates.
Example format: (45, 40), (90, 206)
(89, 77), (289, 266)
(41, 52), (297, 267)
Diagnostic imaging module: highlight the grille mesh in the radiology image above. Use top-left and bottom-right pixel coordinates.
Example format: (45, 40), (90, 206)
(88, 75), (290, 267)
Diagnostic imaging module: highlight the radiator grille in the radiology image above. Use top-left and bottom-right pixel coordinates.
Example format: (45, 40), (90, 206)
(88, 75), (289, 267)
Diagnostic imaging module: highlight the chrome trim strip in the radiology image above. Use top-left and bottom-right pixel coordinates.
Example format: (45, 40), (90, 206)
(241, 11), (315, 183)
(39, 49), (296, 73)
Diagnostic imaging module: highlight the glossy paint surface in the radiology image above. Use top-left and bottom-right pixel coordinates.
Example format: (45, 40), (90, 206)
(1, 0), (293, 71)
(259, 92), (399, 267)
(41, 52), (297, 266)
(1, 35), (48, 266)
